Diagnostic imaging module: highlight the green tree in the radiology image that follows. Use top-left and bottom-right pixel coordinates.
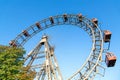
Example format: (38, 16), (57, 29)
(0, 45), (36, 80)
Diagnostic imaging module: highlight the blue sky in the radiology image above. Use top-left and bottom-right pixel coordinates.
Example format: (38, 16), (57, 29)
(0, 0), (120, 80)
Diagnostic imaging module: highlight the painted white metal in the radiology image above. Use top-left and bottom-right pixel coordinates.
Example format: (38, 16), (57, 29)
(10, 14), (111, 80)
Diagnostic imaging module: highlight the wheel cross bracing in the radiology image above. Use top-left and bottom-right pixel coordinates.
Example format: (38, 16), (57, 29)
(9, 14), (107, 80)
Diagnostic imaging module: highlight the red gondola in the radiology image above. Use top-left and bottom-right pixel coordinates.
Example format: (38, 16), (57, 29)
(36, 22), (42, 29)
(63, 14), (68, 22)
(78, 14), (82, 22)
(103, 30), (111, 42)
(49, 16), (54, 24)
(105, 52), (116, 67)
(9, 40), (17, 47)
(22, 30), (30, 37)
(92, 18), (98, 28)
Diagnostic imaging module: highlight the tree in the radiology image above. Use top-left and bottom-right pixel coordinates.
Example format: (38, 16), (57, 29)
(17, 66), (36, 80)
(0, 45), (36, 80)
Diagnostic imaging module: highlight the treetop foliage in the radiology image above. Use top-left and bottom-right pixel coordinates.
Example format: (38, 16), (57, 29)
(0, 45), (36, 80)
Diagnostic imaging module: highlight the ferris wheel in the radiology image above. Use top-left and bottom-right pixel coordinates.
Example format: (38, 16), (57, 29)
(9, 13), (117, 80)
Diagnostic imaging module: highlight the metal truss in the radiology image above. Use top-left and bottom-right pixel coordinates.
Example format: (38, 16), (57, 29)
(9, 14), (110, 80)
(24, 36), (63, 80)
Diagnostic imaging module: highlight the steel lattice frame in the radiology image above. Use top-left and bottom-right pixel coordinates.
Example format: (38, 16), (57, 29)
(10, 14), (107, 80)
(25, 36), (63, 80)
